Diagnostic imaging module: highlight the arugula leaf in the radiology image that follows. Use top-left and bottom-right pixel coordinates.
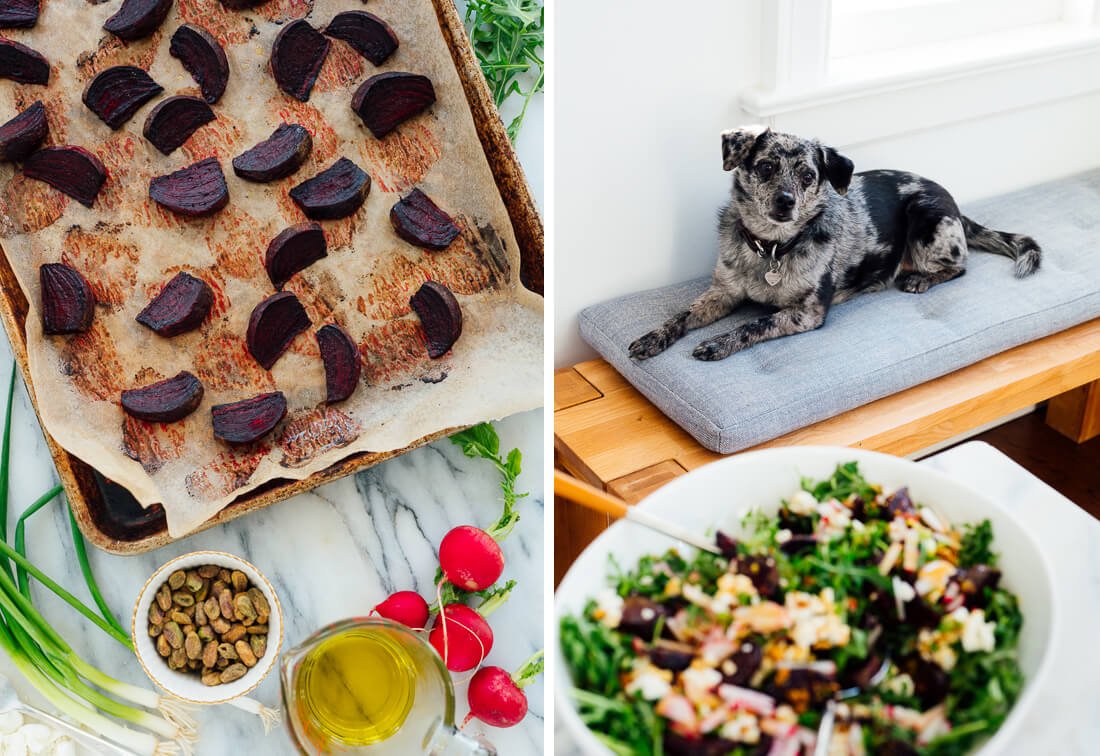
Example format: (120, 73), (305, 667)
(561, 612), (664, 756)
(802, 461), (879, 503)
(464, 0), (545, 141)
(959, 519), (997, 567)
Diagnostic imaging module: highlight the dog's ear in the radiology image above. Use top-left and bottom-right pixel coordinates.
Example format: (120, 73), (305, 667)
(721, 125), (769, 171)
(817, 145), (854, 195)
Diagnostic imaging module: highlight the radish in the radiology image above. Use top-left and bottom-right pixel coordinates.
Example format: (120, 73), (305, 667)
(429, 580), (514, 672)
(429, 604), (494, 672)
(373, 590), (430, 629)
(465, 650), (544, 728)
(439, 525), (504, 591)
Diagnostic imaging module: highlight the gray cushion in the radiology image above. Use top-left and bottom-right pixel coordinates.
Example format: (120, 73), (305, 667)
(579, 170), (1100, 454)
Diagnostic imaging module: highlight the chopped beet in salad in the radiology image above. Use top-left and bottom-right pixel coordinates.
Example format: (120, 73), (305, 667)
(560, 463), (1024, 756)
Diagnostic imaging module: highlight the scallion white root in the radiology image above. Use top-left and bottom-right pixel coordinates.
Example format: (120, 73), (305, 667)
(228, 696), (282, 733)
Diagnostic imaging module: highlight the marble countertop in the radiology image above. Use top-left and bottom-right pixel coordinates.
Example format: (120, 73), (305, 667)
(0, 353), (545, 754)
(555, 441), (1100, 755)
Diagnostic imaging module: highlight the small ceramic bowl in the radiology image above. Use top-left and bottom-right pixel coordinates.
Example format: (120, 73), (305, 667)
(132, 550), (284, 705)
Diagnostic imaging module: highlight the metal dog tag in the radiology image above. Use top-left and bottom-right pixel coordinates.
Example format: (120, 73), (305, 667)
(764, 269), (782, 286)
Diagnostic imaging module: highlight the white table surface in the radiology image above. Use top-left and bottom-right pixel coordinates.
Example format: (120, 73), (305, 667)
(0, 1), (546, 752)
(555, 441), (1100, 754)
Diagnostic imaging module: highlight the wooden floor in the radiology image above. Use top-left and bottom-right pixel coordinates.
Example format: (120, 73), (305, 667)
(964, 407), (1100, 520)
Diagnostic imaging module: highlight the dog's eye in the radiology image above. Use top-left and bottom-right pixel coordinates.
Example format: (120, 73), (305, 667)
(755, 161), (775, 179)
(800, 169), (815, 187)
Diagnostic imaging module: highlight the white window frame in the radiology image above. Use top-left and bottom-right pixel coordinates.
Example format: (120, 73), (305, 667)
(741, 0), (1100, 146)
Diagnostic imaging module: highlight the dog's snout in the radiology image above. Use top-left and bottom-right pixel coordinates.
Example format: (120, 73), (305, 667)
(774, 191), (796, 211)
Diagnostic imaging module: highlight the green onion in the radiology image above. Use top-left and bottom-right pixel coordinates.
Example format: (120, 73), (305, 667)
(69, 506), (127, 635)
(14, 485), (63, 597)
(0, 361), (15, 547)
(0, 363), (197, 753)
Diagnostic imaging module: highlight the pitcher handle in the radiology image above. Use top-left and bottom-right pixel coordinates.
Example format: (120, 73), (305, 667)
(423, 717), (496, 756)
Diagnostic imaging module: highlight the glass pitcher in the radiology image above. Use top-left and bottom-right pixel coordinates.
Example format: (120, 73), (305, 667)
(280, 618), (495, 755)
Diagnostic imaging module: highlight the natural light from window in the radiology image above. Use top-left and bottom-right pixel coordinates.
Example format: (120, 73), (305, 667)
(829, 0), (1095, 82)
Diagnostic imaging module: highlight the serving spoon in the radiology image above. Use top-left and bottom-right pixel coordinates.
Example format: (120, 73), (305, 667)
(553, 469), (720, 554)
(0, 675), (137, 755)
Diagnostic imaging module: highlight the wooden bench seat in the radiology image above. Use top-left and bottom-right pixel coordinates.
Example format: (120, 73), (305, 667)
(553, 316), (1100, 581)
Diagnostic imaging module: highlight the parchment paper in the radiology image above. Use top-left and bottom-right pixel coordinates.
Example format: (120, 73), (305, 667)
(0, 0), (543, 536)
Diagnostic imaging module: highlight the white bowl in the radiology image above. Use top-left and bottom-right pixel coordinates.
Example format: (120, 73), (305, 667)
(555, 446), (1056, 755)
(132, 551), (284, 704)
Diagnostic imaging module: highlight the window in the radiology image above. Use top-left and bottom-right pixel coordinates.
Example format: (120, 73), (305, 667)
(831, 0), (1066, 60)
(741, 0), (1100, 143)
(828, 0), (1099, 83)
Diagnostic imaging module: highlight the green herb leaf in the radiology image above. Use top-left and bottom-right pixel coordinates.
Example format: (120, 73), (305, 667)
(959, 519), (997, 567)
(464, 0), (545, 141)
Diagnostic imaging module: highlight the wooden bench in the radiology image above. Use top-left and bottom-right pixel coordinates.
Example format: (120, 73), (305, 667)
(553, 316), (1100, 583)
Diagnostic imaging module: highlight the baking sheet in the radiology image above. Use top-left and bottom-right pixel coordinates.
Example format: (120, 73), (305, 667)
(0, 0), (543, 536)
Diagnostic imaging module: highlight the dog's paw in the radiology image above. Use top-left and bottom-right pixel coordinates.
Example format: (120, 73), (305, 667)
(896, 272), (932, 294)
(692, 335), (735, 361)
(628, 330), (672, 360)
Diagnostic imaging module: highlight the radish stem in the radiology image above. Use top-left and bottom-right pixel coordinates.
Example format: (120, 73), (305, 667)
(476, 579), (515, 618)
(511, 649), (544, 688)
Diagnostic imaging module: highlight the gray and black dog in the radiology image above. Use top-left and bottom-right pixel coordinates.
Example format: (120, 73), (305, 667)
(628, 125), (1041, 362)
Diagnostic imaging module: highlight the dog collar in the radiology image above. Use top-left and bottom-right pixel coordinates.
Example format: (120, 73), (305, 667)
(736, 220), (809, 260)
(736, 216), (821, 286)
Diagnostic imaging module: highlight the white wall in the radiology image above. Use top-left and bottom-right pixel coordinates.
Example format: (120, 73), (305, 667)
(554, 0), (763, 365)
(554, 0), (1100, 366)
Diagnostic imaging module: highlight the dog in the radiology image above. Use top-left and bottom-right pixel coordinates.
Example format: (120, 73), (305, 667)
(628, 125), (1041, 362)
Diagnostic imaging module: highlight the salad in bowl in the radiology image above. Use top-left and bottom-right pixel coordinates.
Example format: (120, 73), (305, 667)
(556, 450), (1054, 756)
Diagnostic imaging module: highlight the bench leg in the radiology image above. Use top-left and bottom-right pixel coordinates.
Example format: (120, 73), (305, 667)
(554, 493), (609, 586)
(1046, 380), (1100, 443)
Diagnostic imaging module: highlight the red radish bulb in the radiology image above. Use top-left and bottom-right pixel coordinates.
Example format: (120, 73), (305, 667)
(373, 590), (429, 629)
(429, 603), (494, 671)
(467, 666), (528, 727)
(465, 650), (544, 728)
(439, 525), (504, 591)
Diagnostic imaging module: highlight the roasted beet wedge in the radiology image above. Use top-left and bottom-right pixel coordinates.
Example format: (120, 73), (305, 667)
(83, 66), (163, 129)
(232, 123), (312, 182)
(149, 157), (228, 217)
(390, 189), (460, 250)
(352, 72), (436, 139)
(0, 38), (49, 85)
(316, 324), (360, 403)
(136, 272), (214, 336)
(324, 11), (399, 66)
(288, 157), (370, 220)
(40, 263), (95, 335)
(0, 0), (38, 29)
(143, 95), (216, 155)
(211, 392), (287, 444)
(410, 281), (461, 359)
(23, 146), (107, 207)
(246, 292), (311, 370)
(265, 222), (327, 289)
(103, 0), (173, 41)
(121, 371), (204, 423)
(0, 101), (48, 162)
(169, 24), (229, 104)
(270, 19), (330, 102)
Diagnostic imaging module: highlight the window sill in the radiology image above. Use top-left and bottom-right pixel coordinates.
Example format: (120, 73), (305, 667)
(740, 22), (1100, 144)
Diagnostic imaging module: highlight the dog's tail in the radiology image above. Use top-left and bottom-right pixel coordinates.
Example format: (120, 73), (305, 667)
(961, 216), (1041, 278)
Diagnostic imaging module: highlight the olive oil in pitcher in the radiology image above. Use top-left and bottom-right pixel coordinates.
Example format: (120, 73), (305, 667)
(294, 628), (418, 745)
(281, 618), (494, 754)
